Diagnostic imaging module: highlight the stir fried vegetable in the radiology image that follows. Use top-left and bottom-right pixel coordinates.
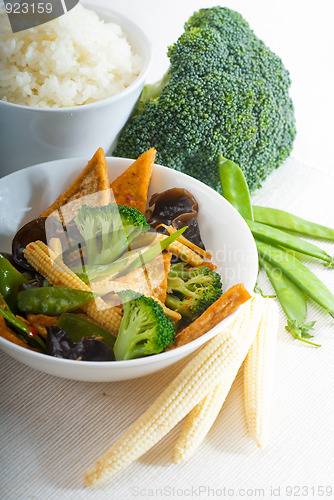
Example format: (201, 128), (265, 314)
(57, 313), (116, 349)
(17, 287), (97, 316)
(113, 291), (176, 361)
(74, 203), (150, 266)
(165, 263), (222, 323)
(0, 149), (251, 361)
(0, 253), (28, 312)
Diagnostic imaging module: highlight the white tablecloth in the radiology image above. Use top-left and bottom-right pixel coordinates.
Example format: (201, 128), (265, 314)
(1, 1), (334, 499)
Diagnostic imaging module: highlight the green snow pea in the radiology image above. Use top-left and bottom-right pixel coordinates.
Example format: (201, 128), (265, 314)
(259, 257), (319, 347)
(247, 220), (334, 267)
(0, 293), (46, 350)
(253, 206), (334, 241)
(57, 313), (116, 349)
(17, 287), (97, 316)
(256, 241), (334, 318)
(0, 253), (28, 313)
(0, 293), (30, 334)
(218, 155), (253, 221)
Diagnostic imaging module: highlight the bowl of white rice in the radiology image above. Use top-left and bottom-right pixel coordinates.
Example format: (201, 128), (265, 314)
(0, 2), (152, 177)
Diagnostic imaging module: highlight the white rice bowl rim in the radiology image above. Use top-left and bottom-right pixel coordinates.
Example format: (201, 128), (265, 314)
(0, 3), (152, 112)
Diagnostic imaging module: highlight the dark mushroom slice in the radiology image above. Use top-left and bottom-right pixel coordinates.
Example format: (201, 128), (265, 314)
(147, 188), (205, 249)
(12, 216), (66, 271)
(74, 337), (115, 362)
(46, 326), (114, 361)
(46, 326), (75, 359)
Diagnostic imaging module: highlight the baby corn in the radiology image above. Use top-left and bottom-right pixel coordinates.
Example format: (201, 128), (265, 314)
(23, 241), (121, 335)
(174, 295), (266, 463)
(243, 297), (279, 448)
(174, 382), (232, 464)
(174, 297), (278, 461)
(85, 294), (262, 487)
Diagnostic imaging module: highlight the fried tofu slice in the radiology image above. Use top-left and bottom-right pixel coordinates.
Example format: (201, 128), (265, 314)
(147, 251), (171, 303)
(110, 148), (156, 214)
(97, 252), (180, 321)
(40, 147), (111, 224)
(173, 284), (251, 347)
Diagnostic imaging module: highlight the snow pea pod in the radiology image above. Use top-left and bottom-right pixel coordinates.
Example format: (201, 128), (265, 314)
(218, 155), (253, 221)
(0, 293), (30, 334)
(253, 206), (334, 241)
(0, 293), (46, 350)
(247, 220), (334, 266)
(256, 241), (334, 318)
(17, 287), (97, 316)
(0, 253), (28, 313)
(259, 257), (319, 346)
(57, 313), (116, 349)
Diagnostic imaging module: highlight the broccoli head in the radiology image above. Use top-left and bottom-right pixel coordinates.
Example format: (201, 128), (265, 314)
(74, 203), (149, 267)
(113, 291), (176, 361)
(165, 263), (222, 323)
(114, 7), (295, 192)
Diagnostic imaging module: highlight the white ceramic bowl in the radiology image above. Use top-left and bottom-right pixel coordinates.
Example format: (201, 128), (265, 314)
(0, 157), (258, 381)
(0, 3), (152, 178)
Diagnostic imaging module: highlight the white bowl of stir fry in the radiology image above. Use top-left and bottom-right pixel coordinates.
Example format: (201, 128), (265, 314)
(0, 153), (258, 381)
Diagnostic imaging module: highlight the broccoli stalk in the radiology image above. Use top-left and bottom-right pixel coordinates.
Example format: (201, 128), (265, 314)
(138, 69), (171, 105)
(99, 204), (150, 264)
(74, 205), (101, 266)
(165, 263), (222, 323)
(114, 7), (295, 193)
(71, 223), (187, 283)
(113, 291), (176, 361)
(74, 203), (149, 267)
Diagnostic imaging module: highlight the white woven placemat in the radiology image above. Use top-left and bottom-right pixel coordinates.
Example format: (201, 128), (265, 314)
(1, 158), (334, 500)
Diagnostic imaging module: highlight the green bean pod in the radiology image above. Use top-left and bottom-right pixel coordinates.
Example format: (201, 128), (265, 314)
(0, 253), (28, 313)
(17, 287), (97, 316)
(0, 293), (30, 335)
(57, 313), (116, 349)
(218, 155), (253, 221)
(247, 220), (334, 266)
(256, 241), (334, 318)
(259, 257), (320, 346)
(0, 293), (46, 350)
(253, 206), (334, 241)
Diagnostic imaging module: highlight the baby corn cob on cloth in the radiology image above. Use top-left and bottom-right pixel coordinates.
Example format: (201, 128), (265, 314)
(1, 159), (334, 499)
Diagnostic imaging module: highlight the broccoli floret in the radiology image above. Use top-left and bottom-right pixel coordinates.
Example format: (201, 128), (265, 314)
(114, 7), (295, 193)
(165, 263), (222, 323)
(113, 291), (176, 360)
(74, 203), (149, 266)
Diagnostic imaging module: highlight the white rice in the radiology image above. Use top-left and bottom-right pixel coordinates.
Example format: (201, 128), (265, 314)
(0, 4), (143, 108)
